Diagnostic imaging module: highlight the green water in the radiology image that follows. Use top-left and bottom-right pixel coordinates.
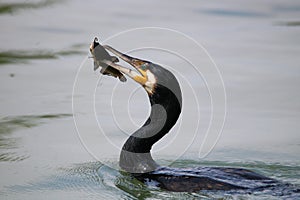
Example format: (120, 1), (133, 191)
(2, 160), (299, 199)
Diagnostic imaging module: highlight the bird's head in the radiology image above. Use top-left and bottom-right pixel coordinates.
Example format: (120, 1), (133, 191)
(103, 45), (182, 110)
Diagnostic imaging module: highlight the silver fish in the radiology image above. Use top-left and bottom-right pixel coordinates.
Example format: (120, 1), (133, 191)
(89, 37), (126, 82)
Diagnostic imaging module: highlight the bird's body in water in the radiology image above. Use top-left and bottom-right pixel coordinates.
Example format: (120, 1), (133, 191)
(91, 41), (291, 193)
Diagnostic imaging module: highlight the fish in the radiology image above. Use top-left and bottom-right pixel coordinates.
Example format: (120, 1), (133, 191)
(89, 37), (126, 82)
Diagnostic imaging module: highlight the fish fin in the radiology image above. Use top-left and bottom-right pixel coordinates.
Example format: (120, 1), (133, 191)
(119, 75), (127, 82)
(100, 66), (108, 74)
(111, 56), (119, 63)
(100, 66), (117, 78)
(94, 61), (100, 71)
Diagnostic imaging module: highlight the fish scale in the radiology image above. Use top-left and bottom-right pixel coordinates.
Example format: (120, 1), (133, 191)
(89, 37), (126, 82)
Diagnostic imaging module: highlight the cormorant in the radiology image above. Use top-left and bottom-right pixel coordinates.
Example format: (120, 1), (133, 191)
(93, 44), (278, 192)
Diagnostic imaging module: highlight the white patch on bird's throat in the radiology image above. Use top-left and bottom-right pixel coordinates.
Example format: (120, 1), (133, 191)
(144, 70), (156, 95)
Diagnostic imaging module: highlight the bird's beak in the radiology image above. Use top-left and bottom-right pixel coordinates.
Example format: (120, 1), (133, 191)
(103, 45), (148, 85)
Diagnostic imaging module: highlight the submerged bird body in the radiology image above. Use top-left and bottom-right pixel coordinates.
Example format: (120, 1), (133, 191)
(95, 44), (279, 192)
(134, 166), (276, 192)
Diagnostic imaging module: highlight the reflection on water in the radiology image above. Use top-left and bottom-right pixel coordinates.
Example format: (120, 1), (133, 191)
(0, 114), (72, 135)
(200, 9), (268, 18)
(278, 21), (300, 27)
(0, 0), (60, 15)
(0, 114), (72, 162)
(0, 45), (85, 64)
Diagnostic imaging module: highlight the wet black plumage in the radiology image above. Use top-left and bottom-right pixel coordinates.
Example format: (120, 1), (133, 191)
(100, 45), (284, 192)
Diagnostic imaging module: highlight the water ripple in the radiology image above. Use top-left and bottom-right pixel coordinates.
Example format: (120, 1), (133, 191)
(198, 8), (269, 18)
(0, 113), (72, 162)
(0, 0), (62, 15)
(3, 160), (300, 199)
(0, 48), (85, 65)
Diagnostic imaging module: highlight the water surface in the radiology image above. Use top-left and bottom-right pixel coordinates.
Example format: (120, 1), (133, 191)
(0, 0), (299, 199)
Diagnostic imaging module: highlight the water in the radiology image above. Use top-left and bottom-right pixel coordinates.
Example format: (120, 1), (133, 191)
(0, 0), (300, 199)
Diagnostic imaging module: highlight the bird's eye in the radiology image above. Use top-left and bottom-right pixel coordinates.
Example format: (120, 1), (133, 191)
(140, 63), (148, 70)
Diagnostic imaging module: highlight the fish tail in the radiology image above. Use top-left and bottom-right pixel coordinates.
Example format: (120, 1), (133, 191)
(119, 75), (127, 82)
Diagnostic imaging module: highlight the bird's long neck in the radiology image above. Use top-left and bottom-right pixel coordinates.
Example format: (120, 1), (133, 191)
(120, 84), (182, 173)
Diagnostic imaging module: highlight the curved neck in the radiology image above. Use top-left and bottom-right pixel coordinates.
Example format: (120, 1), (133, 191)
(120, 84), (182, 173)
